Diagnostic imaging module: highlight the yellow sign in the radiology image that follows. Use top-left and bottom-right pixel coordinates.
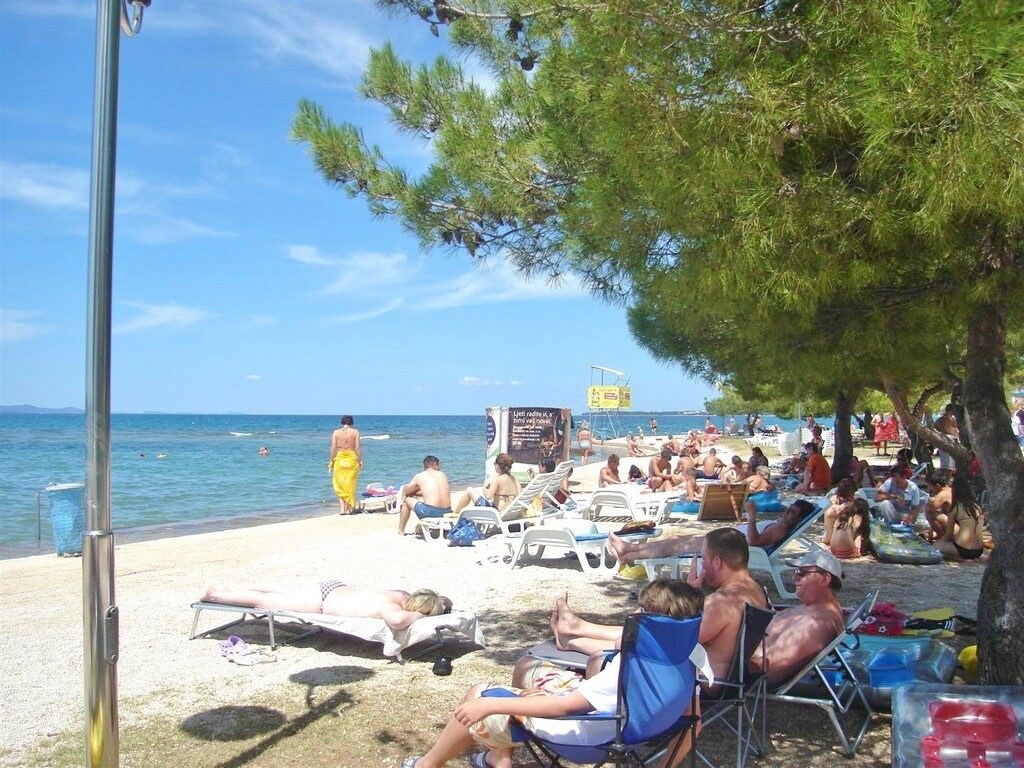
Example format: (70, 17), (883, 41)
(588, 386), (632, 410)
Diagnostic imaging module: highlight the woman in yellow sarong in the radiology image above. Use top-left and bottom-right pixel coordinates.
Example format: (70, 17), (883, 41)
(329, 415), (362, 514)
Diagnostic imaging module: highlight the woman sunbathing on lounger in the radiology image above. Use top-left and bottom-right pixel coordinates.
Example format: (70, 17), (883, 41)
(452, 453), (522, 515)
(200, 583), (451, 631)
(607, 499), (814, 565)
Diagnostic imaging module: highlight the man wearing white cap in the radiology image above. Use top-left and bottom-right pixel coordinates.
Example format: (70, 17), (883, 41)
(751, 550), (846, 684)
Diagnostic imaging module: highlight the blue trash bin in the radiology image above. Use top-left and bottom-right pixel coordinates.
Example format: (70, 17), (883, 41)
(46, 482), (86, 556)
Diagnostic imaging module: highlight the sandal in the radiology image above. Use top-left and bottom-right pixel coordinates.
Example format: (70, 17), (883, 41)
(469, 753), (493, 768)
(219, 636), (252, 657)
(400, 758), (421, 768)
(229, 649), (277, 665)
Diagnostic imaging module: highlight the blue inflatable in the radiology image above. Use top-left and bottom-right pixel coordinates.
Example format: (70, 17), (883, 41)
(669, 499), (701, 516)
(816, 636), (957, 710)
(747, 489), (785, 514)
(870, 518), (943, 565)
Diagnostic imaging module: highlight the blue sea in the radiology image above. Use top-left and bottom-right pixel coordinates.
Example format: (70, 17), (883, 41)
(0, 411), (810, 554)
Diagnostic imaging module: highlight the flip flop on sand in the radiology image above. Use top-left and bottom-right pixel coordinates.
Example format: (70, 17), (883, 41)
(219, 636), (251, 657)
(229, 649), (277, 666)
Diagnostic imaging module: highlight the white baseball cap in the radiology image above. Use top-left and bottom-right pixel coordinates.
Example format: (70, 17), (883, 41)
(786, 550), (844, 579)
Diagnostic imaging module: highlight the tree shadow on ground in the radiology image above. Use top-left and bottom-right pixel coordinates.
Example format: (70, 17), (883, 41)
(469, 578), (643, 666)
(179, 664), (372, 768)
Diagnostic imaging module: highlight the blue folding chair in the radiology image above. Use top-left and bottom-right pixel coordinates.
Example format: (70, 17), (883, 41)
(494, 613), (703, 767)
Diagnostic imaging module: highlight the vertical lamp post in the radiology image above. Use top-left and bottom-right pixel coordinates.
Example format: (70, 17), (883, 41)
(83, 1), (148, 765)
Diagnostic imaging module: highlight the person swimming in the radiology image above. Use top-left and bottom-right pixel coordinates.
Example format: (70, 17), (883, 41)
(258, 446), (269, 457)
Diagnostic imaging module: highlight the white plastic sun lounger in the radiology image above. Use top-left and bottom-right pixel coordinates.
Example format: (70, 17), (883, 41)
(189, 601), (486, 661)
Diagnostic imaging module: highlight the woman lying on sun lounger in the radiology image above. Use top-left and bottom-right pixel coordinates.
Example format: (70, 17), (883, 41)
(201, 583), (452, 631)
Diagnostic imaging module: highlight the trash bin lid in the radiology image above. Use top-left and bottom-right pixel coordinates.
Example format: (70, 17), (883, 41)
(45, 482), (85, 492)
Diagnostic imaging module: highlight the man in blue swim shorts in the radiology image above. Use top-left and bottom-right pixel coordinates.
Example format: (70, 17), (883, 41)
(398, 455), (454, 534)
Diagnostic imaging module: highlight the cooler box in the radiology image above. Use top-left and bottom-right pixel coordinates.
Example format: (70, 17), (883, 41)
(892, 682), (1024, 768)
(46, 482), (86, 556)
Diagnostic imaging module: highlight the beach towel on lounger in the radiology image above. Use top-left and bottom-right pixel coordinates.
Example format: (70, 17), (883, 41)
(273, 609), (486, 658)
(331, 450), (360, 508)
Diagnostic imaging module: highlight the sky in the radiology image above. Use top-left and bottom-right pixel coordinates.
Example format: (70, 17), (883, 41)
(0, 0), (718, 415)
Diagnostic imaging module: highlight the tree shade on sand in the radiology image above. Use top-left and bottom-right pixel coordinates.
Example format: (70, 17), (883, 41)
(292, 0), (1024, 685)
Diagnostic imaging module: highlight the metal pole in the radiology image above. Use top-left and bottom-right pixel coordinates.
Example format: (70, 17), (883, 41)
(84, 0), (122, 764)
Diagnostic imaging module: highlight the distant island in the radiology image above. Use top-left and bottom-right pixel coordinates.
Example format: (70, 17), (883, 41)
(0, 404), (85, 414)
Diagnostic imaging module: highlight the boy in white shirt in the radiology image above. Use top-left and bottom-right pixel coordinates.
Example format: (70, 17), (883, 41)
(400, 580), (705, 768)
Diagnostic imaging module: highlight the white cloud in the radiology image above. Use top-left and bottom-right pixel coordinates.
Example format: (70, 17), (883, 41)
(0, 310), (49, 344)
(329, 297), (405, 324)
(2, 160), (233, 243)
(418, 260), (586, 311)
(289, 245), (413, 293)
(246, 374), (261, 381)
(114, 302), (210, 335)
(3, 0), (93, 20)
(324, 252), (410, 293)
(0, 162), (89, 210)
(509, 380), (522, 387)
(460, 376), (503, 387)
(243, 314), (276, 329)
(239, 3), (375, 81)
(287, 244), (335, 266)
(122, 217), (231, 245)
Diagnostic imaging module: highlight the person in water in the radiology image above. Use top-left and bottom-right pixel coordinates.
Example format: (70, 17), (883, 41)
(201, 583), (451, 631)
(258, 446), (269, 457)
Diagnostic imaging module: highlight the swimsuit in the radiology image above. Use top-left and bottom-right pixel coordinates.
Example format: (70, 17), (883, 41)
(414, 501), (452, 518)
(475, 496), (496, 509)
(952, 542), (984, 560)
(830, 543), (861, 559)
(696, 470), (720, 480)
(319, 580), (347, 602)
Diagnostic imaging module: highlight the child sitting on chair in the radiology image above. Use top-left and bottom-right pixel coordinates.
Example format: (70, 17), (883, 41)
(400, 580), (704, 768)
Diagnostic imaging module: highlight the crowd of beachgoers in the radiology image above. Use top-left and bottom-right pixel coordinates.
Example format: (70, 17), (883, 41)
(5, 410), (1008, 768)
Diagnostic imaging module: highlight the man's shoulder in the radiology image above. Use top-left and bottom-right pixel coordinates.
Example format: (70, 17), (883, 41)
(709, 578), (766, 607)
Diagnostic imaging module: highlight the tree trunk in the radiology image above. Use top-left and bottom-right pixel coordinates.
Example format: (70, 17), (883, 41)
(881, 376), (970, 465)
(831, 390), (855, 484)
(964, 300), (1024, 685)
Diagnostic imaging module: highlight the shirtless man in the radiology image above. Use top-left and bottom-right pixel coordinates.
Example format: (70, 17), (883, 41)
(329, 415), (362, 514)
(934, 404), (960, 470)
(722, 454), (749, 483)
(674, 450), (696, 476)
(544, 528), (767, 682)
(664, 435), (682, 455)
(607, 500), (812, 565)
(752, 550), (845, 684)
(698, 447), (726, 480)
(398, 455), (453, 534)
(924, 471), (954, 538)
(598, 453), (623, 487)
(744, 466), (773, 493)
(647, 448), (676, 491)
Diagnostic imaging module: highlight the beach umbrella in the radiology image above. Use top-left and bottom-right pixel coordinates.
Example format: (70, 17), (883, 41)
(83, 1), (149, 765)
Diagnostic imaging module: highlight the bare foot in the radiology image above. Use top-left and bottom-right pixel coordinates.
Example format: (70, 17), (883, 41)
(552, 594), (582, 650)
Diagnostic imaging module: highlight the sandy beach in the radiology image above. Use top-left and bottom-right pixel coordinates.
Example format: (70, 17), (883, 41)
(0, 452), (984, 767)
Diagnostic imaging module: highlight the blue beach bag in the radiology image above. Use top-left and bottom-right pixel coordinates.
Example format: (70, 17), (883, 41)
(448, 517), (484, 547)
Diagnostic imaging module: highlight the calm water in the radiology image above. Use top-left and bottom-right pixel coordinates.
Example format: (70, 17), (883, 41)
(0, 411), (809, 551)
